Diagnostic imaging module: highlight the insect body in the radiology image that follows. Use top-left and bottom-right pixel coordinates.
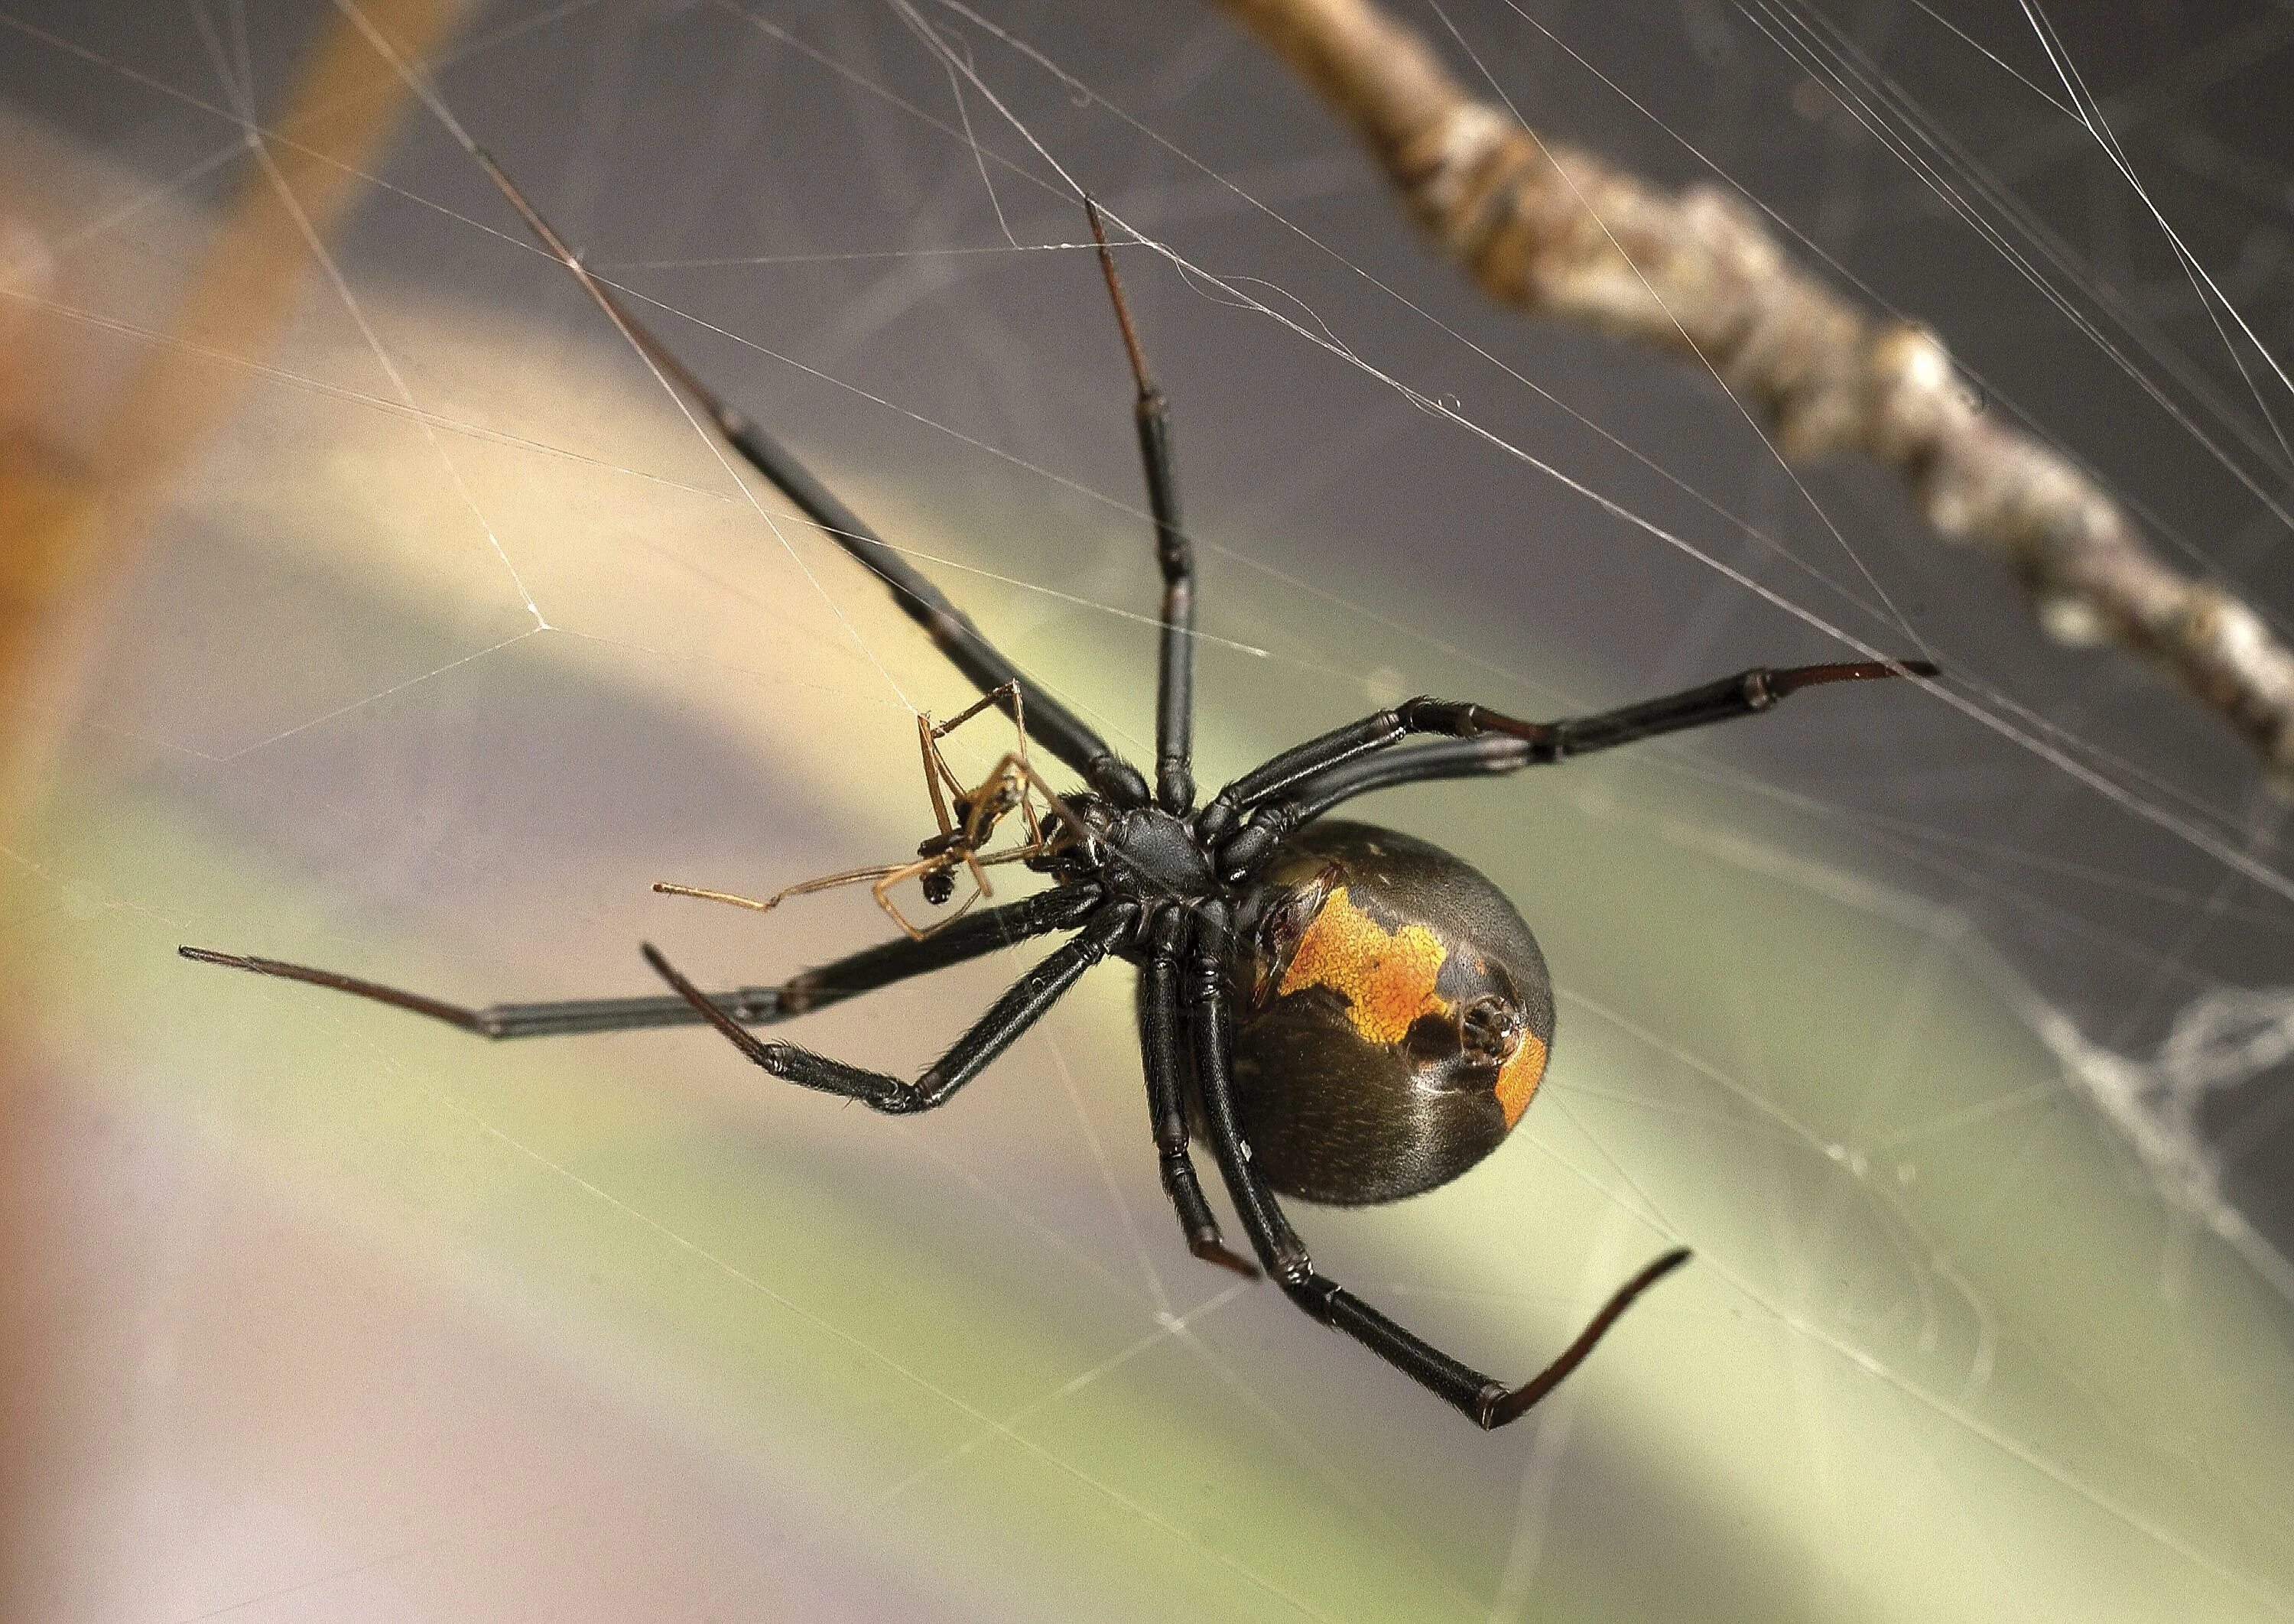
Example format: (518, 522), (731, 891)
(181, 162), (1936, 1432)
(654, 684), (1078, 940)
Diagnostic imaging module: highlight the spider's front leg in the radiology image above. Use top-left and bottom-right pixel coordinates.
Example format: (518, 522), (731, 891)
(180, 885), (1101, 1040)
(1089, 200), (1196, 816)
(1182, 899), (1686, 1430)
(473, 150), (1149, 810)
(1204, 658), (1939, 869)
(645, 899), (1137, 1114)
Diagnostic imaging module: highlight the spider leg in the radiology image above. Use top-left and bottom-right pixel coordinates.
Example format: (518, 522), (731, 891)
(1259, 735), (1530, 830)
(657, 863), (907, 916)
(930, 680), (1025, 741)
(1183, 900), (1688, 1428)
(642, 900), (1138, 1114)
(177, 885), (1099, 1041)
(1136, 906), (1256, 1277)
(918, 714), (958, 837)
(473, 149), (1148, 808)
(870, 855), (987, 942)
(1089, 201), (1196, 815)
(1205, 659), (1938, 871)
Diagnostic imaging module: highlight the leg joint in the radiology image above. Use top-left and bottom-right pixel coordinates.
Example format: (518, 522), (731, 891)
(1156, 756), (1194, 816)
(1395, 697), (1467, 734)
(879, 1073), (936, 1114)
(1088, 754), (1151, 807)
(924, 606), (971, 649)
(1473, 1382), (1512, 1430)
(1277, 1265), (1335, 1316)
(1217, 807), (1295, 879)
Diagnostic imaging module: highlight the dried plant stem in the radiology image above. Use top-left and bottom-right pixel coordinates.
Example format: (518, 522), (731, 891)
(1208, 0), (2294, 784)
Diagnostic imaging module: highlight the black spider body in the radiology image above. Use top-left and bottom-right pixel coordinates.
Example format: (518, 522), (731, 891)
(1065, 797), (1216, 897)
(1041, 805), (1552, 1207)
(183, 171), (1935, 1433)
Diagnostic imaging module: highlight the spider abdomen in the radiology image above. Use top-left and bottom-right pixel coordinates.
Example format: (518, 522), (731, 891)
(1223, 822), (1555, 1206)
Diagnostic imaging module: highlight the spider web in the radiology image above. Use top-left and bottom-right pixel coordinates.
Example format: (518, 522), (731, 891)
(3, 0), (2293, 1619)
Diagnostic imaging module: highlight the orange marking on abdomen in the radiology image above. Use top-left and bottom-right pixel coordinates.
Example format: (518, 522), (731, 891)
(1277, 885), (1451, 1045)
(1494, 1031), (1548, 1127)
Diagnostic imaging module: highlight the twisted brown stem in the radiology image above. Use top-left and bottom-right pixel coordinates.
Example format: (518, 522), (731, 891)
(1207, 0), (2294, 785)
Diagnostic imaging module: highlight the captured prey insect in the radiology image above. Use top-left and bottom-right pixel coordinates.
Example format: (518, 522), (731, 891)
(180, 153), (1937, 1432)
(653, 680), (1079, 941)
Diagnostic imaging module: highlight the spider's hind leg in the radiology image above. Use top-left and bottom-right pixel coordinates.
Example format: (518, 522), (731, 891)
(1137, 907), (1256, 1278)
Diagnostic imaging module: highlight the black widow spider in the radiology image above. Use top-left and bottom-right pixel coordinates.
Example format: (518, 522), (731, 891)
(182, 154), (1935, 1431)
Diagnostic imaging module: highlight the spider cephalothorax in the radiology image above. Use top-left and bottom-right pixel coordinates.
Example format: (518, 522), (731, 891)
(181, 171), (1935, 1432)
